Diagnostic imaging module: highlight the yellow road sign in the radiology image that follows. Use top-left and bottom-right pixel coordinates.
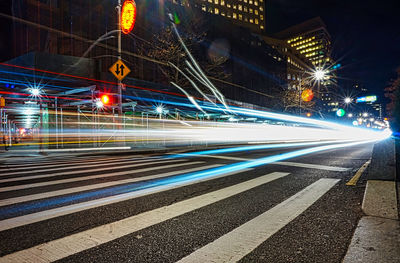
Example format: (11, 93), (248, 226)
(109, 59), (131, 81)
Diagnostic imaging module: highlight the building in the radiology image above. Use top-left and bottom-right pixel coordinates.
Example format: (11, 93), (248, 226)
(274, 17), (332, 68)
(171, 0), (266, 32)
(271, 17), (339, 116)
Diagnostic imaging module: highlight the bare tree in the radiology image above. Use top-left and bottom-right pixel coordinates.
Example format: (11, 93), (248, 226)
(384, 67), (400, 131)
(136, 9), (230, 96)
(282, 79), (316, 114)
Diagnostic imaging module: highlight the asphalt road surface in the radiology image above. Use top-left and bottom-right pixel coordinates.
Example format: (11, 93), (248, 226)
(0, 141), (373, 262)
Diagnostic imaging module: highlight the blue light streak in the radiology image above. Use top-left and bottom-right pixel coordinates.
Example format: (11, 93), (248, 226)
(167, 140), (347, 158)
(0, 139), (379, 219)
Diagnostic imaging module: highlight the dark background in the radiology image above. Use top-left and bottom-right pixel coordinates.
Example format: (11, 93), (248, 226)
(1, 0), (399, 98)
(267, 0), (400, 98)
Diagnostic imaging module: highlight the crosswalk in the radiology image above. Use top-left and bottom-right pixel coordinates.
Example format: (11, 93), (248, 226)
(0, 153), (344, 262)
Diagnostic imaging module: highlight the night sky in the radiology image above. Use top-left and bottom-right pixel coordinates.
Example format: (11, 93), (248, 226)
(1, 0), (399, 99)
(267, 0), (400, 99)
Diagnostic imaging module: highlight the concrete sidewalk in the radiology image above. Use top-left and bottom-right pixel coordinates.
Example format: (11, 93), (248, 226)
(343, 138), (400, 263)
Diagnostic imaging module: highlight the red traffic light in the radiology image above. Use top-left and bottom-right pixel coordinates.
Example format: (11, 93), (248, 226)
(101, 94), (111, 105)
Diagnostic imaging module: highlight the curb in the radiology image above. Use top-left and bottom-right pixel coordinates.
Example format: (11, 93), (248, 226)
(343, 139), (400, 262)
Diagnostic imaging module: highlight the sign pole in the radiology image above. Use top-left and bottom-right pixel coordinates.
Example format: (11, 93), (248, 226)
(117, 0), (123, 118)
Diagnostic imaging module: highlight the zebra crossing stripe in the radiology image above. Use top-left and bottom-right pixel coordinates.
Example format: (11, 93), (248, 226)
(0, 161), (194, 192)
(0, 155), (143, 169)
(0, 159), (186, 185)
(177, 178), (340, 263)
(0, 172), (289, 263)
(0, 155), (153, 173)
(0, 156), (165, 177)
(0, 163), (216, 208)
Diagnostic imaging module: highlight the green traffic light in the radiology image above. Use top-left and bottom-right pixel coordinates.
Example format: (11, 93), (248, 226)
(336, 109), (346, 117)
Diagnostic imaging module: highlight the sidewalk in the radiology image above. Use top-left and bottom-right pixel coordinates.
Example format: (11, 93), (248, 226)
(343, 138), (400, 263)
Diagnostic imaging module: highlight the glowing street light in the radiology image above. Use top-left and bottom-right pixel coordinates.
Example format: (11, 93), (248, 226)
(96, 100), (104, 109)
(156, 106), (163, 114)
(314, 69), (326, 81)
(344, 97), (352, 104)
(362, 112), (369, 117)
(30, 88), (40, 96)
(348, 113), (353, 118)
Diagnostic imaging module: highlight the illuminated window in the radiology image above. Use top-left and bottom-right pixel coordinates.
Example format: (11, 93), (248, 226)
(201, 4), (206, 11)
(233, 13), (237, 19)
(233, 4), (237, 9)
(214, 0), (218, 4)
(260, 7), (263, 11)
(244, 0), (247, 2)
(249, 8), (253, 13)
(255, 18), (258, 24)
(244, 16), (248, 22)
(208, 0), (212, 2)
(239, 14), (243, 20)
(255, 10), (258, 15)
(244, 6), (247, 12)
(221, 11), (225, 16)
(260, 15), (263, 20)
(254, 1), (258, 5)
(260, 25), (264, 29)
(227, 12), (232, 18)
(215, 8), (219, 14)
(249, 0), (253, 4)
(250, 18), (253, 23)
(238, 4), (242, 10)
(220, 0), (225, 5)
(227, 3), (231, 7)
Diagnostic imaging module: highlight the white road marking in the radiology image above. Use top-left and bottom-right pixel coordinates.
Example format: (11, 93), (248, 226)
(0, 155), (144, 169)
(180, 154), (350, 171)
(273, 161), (351, 171)
(0, 159), (186, 185)
(177, 178), (340, 263)
(0, 160), (195, 192)
(0, 156), (164, 176)
(0, 167), (253, 232)
(0, 172), (288, 262)
(0, 163), (219, 207)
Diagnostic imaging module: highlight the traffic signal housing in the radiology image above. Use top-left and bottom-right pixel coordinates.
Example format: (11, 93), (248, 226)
(101, 94), (111, 105)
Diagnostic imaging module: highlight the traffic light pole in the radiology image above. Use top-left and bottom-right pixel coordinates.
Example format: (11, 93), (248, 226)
(117, 0), (123, 118)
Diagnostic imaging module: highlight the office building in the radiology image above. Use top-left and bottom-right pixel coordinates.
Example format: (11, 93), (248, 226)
(171, 0), (266, 32)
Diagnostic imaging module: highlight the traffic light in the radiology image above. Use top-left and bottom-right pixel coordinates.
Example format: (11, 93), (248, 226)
(336, 109), (346, 117)
(101, 94), (111, 105)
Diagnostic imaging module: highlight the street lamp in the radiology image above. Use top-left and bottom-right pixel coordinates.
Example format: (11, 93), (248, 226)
(344, 97), (352, 104)
(30, 88), (40, 96)
(314, 69), (326, 81)
(156, 106), (163, 114)
(348, 113), (353, 118)
(96, 100), (104, 109)
(362, 112), (369, 117)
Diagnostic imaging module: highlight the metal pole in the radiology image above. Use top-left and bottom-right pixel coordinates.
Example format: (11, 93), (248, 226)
(117, 0), (122, 117)
(55, 97), (58, 148)
(60, 107), (63, 148)
(8, 120), (11, 147)
(39, 101), (43, 152)
(0, 108), (3, 133)
(299, 77), (302, 115)
(77, 106), (80, 147)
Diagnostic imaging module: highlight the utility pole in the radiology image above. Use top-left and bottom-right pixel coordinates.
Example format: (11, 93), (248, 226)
(117, 0), (123, 118)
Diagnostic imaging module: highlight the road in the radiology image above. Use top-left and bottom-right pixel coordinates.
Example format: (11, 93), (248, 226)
(0, 141), (373, 262)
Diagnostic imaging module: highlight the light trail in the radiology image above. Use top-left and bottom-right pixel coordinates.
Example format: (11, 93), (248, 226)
(0, 138), (381, 218)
